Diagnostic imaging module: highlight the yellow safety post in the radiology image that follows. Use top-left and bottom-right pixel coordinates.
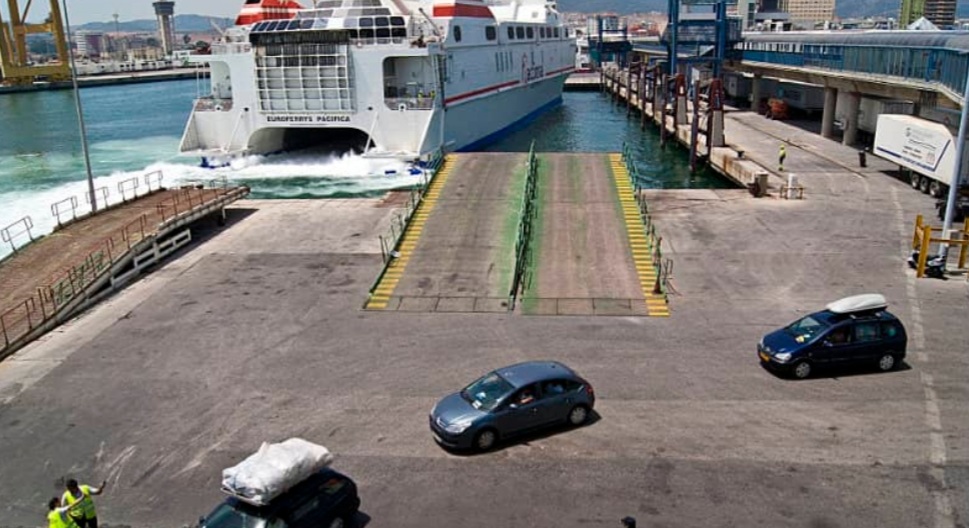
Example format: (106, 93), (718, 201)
(912, 214), (924, 250)
(917, 224), (932, 278)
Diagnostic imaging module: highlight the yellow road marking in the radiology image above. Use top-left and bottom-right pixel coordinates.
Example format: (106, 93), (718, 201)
(366, 155), (456, 310)
(609, 153), (669, 317)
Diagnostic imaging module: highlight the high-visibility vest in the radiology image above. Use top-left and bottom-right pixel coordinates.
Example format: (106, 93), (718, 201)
(48, 510), (79, 528)
(62, 486), (96, 520)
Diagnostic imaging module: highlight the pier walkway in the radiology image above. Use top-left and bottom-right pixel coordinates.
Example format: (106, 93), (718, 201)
(367, 152), (669, 316)
(0, 184), (249, 358)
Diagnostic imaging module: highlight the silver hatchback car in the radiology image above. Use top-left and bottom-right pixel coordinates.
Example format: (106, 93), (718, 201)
(429, 361), (596, 451)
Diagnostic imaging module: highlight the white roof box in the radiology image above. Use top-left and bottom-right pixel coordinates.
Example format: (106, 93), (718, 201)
(826, 294), (887, 314)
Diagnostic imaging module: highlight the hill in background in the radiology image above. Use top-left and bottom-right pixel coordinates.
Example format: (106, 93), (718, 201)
(76, 14), (234, 33)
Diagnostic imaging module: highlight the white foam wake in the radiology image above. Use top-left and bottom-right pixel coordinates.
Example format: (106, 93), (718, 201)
(0, 149), (419, 260)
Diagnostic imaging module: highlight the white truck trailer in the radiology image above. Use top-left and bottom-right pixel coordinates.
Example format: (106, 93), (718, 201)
(873, 114), (963, 198)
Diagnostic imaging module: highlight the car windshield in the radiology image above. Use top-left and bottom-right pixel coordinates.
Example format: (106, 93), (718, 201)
(785, 314), (829, 342)
(461, 372), (514, 411)
(202, 503), (268, 528)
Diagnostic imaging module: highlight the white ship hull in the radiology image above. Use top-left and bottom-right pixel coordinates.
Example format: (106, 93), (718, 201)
(179, 0), (575, 164)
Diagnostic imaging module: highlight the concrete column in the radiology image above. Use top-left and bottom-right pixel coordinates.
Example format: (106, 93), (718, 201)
(750, 74), (762, 111)
(842, 92), (861, 146)
(821, 86), (837, 139)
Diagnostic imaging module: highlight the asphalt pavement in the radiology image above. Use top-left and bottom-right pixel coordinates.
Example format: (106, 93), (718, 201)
(0, 115), (966, 528)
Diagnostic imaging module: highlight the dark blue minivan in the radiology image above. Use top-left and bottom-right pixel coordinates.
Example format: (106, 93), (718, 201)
(758, 294), (907, 379)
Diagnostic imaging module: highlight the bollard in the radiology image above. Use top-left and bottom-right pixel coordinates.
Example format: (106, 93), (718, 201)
(858, 150), (867, 168)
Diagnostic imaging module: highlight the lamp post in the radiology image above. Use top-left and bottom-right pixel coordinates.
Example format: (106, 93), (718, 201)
(61, 0), (98, 213)
(939, 65), (969, 262)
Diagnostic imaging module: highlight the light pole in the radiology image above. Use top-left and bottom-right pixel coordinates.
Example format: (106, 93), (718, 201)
(939, 66), (969, 262)
(61, 0), (98, 213)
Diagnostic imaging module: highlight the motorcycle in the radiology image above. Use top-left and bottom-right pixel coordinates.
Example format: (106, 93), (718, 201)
(907, 250), (946, 279)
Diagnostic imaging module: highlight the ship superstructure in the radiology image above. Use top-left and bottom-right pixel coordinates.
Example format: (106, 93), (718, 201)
(179, 0), (576, 164)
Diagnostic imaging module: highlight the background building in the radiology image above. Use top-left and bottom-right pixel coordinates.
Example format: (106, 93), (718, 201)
(75, 30), (106, 59)
(153, 0), (176, 56)
(778, 0), (836, 25)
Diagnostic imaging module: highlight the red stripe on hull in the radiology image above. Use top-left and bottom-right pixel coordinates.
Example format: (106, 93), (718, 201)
(545, 66), (575, 77)
(445, 80), (521, 105)
(432, 4), (495, 18)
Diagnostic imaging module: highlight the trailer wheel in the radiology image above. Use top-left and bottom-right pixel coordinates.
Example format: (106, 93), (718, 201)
(929, 181), (944, 198)
(910, 173), (921, 189)
(919, 176), (930, 194)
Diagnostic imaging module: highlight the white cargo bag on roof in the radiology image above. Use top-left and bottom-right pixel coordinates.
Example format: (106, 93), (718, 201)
(222, 438), (333, 506)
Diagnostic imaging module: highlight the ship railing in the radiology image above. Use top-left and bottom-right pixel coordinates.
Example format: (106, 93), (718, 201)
(211, 42), (252, 55)
(384, 96), (435, 111)
(195, 98), (234, 112)
(349, 36), (410, 48)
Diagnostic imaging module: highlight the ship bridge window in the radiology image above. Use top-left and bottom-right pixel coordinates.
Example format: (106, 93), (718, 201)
(344, 18), (358, 27)
(300, 19), (315, 30)
(391, 16), (405, 26)
(359, 18), (373, 27)
(454, 26), (462, 42)
(376, 27), (391, 38)
(286, 20), (300, 30)
(359, 28), (374, 38)
(526, 27), (534, 39)
(375, 17), (389, 27)
(554, 27), (560, 38)
(486, 26), (496, 40)
(516, 26), (525, 39)
(507, 26), (515, 39)
(266, 21), (281, 31)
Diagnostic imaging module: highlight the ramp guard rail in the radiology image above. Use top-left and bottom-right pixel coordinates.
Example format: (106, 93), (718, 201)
(366, 151), (445, 301)
(508, 142), (539, 310)
(621, 142), (673, 298)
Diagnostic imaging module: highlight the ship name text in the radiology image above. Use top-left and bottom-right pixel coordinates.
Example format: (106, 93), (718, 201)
(266, 115), (352, 123)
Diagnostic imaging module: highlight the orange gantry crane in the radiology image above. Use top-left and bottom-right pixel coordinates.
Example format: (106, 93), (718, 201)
(0, 0), (71, 85)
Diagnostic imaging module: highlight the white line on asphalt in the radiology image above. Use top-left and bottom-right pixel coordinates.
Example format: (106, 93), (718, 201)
(891, 186), (955, 528)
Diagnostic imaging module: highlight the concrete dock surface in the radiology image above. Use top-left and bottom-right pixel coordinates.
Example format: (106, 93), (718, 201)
(0, 114), (967, 528)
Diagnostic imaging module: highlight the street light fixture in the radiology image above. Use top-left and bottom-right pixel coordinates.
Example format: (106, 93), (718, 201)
(61, 0), (98, 213)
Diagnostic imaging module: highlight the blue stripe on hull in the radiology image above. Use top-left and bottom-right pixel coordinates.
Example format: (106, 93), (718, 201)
(457, 96), (563, 152)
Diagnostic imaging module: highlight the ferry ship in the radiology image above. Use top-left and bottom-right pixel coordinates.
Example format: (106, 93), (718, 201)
(179, 0), (577, 165)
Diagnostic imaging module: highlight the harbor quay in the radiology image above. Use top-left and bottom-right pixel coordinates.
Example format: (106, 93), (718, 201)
(0, 114), (966, 527)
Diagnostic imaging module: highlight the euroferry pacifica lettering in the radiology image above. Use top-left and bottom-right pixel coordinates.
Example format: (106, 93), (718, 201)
(266, 115), (352, 123)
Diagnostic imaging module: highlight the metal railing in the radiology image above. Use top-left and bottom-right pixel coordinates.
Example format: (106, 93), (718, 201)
(1, 216), (35, 253)
(508, 142), (539, 310)
(621, 142), (673, 298)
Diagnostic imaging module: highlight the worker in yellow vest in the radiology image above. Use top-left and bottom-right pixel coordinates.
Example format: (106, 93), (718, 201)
(62, 478), (106, 528)
(47, 497), (81, 528)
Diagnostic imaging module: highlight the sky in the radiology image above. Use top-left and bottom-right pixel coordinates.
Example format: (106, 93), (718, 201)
(29, 0), (245, 24)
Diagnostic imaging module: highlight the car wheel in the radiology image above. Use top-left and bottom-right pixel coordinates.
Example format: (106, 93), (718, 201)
(792, 360), (812, 379)
(568, 405), (590, 426)
(877, 353), (897, 372)
(474, 429), (498, 451)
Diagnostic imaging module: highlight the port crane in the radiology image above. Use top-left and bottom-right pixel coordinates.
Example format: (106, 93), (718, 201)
(0, 0), (70, 85)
